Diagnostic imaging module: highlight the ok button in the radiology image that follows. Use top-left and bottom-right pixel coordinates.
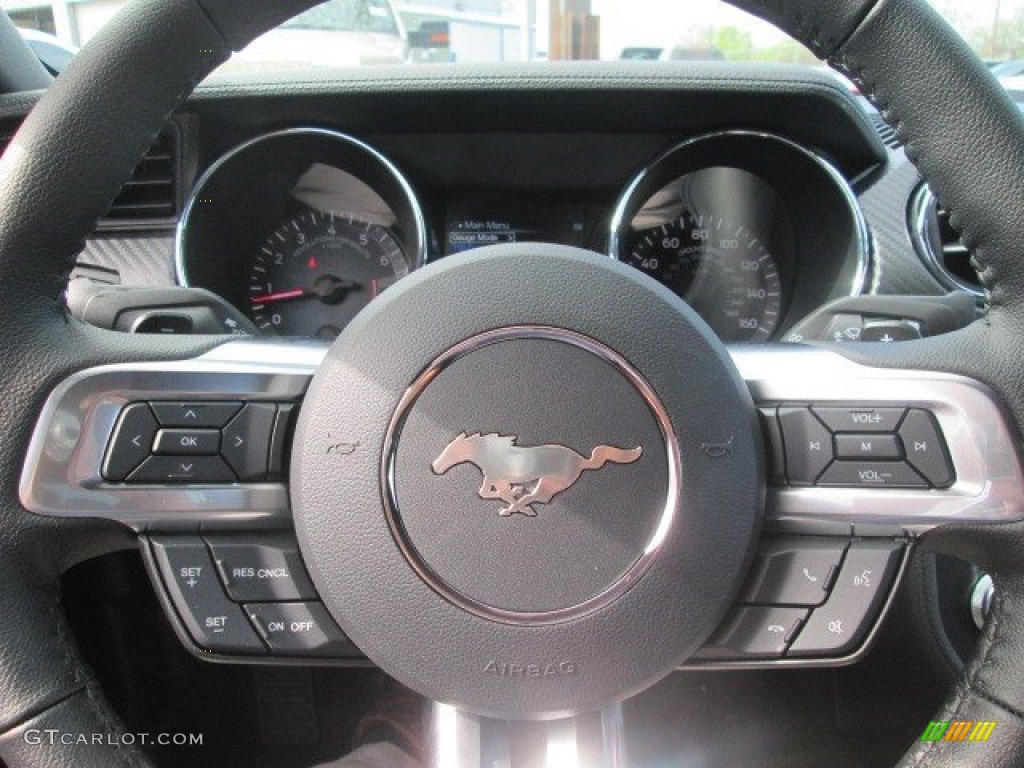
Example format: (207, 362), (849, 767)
(153, 428), (221, 456)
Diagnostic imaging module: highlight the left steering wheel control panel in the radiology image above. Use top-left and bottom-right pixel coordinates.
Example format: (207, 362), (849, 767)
(102, 401), (295, 484)
(18, 342), (1024, 668)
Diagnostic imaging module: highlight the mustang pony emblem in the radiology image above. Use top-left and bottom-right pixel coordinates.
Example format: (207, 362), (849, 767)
(432, 432), (643, 517)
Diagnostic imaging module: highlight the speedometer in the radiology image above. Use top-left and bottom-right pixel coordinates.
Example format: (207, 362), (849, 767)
(248, 211), (409, 338)
(625, 212), (782, 342)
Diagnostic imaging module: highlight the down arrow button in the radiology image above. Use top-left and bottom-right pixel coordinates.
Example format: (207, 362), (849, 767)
(221, 404), (276, 481)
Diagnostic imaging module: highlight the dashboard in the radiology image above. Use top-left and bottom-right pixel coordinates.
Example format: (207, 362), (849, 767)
(1, 63), (955, 345)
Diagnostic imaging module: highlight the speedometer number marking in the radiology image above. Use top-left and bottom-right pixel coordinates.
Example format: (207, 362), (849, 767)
(626, 212), (783, 342)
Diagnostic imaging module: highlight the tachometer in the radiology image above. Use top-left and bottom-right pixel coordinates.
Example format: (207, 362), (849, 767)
(625, 212), (782, 342)
(249, 211), (408, 338)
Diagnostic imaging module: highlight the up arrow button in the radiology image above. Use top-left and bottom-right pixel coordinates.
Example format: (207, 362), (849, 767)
(150, 401), (242, 428)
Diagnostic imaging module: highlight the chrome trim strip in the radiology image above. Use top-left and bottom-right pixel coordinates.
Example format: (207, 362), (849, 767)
(909, 184), (985, 299)
(174, 127), (429, 287)
(20, 342), (1024, 534)
(607, 130), (872, 298)
(380, 326), (683, 626)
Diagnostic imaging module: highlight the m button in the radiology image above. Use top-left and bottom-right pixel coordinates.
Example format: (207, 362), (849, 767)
(835, 434), (902, 460)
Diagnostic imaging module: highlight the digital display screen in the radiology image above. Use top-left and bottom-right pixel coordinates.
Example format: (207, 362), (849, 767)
(445, 199), (587, 256)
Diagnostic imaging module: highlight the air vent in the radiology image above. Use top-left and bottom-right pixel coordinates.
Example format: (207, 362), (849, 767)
(910, 185), (983, 298)
(100, 128), (180, 227)
(869, 113), (903, 149)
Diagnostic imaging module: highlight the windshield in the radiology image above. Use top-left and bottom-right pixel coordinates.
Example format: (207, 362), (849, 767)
(280, 0), (399, 35)
(2, 0), (1020, 73)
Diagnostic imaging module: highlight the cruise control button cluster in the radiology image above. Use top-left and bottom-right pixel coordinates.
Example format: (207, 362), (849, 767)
(148, 534), (360, 659)
(102, 401), (297, 484)
(698, 537), (904, 661)
(764, 405), (955, 488)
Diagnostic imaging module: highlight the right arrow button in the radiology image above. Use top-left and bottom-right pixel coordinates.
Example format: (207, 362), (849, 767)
(221, 403), (277, 481)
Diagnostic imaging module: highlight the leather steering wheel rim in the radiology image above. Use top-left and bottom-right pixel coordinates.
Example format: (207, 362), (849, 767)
(2, 1), (1024, 765)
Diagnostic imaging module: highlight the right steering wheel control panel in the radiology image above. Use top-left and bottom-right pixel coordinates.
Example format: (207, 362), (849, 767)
(763, 406), (955, 489)
(18, 343), (1024, 672)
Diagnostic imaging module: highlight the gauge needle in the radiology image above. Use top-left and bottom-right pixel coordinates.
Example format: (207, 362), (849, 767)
(251, 288), (308, 305)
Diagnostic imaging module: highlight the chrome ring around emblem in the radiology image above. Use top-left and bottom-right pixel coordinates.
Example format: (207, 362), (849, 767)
(381, 325), (683, 626)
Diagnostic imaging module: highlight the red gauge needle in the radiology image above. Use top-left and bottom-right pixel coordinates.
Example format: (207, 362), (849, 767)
(251, 288), (307, 305)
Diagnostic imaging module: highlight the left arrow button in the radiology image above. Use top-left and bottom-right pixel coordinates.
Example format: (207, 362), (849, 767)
(102, 403), (159, 481)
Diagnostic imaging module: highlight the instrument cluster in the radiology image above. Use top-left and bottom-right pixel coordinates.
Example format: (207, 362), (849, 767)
(178, 129), (869, 342)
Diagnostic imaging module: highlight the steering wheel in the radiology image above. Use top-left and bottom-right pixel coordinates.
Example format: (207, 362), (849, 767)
(3, 0), (1024, 765)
